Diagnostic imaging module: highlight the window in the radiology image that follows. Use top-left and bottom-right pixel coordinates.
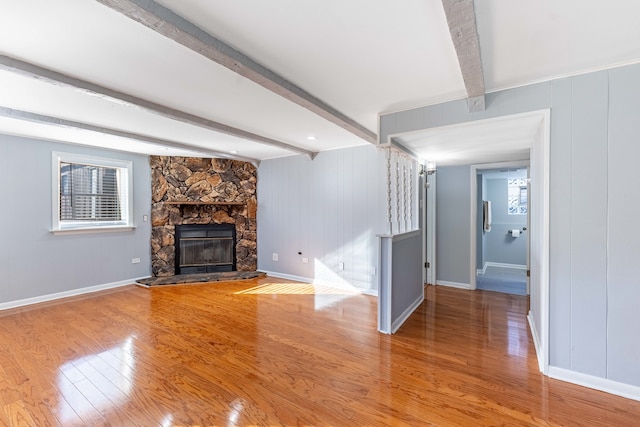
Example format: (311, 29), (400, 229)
(508, 178), (527, 215)
(52, 152), (133, 233)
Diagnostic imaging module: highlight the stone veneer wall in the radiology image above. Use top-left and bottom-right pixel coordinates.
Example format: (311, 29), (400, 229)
(150, 156), (257, 277)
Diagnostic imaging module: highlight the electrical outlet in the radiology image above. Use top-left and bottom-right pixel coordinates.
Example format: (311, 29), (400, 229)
(272, 253), (279, 261)
(132, 258), (141, 264)
(302, 257), (309, 263)
(143, 215), (148, 222)
(338, 262), (344, 271)
(371, 266), (376, 275)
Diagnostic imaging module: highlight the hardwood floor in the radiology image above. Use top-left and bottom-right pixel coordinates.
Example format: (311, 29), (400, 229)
(0, 277), (639, 426)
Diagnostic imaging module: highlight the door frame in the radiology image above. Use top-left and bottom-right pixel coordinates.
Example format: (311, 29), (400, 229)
(469, 159), (530, 291)
(423, 170), (436, 285)
(388, 109), (550, 375)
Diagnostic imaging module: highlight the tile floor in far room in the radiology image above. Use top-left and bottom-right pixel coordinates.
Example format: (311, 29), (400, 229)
(476, 265), (527, 296)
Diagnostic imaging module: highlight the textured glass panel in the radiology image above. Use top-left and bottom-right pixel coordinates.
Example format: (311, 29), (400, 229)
(507, 178), (528, 215)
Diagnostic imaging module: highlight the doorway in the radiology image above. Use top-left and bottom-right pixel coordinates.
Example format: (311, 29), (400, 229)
(393, 109), (550, 374)
(474, 165), (529, 296)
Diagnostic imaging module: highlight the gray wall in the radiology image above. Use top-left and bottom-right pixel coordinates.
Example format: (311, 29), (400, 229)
(0, 135), (152, 305)
(484, 178), (527, 266)
(257, 145), (385, 293)
(435, 166), (470, 285)
(391, 233), (423, 325)
(607, 65), (640, 383)
(380, 62), (640, 387)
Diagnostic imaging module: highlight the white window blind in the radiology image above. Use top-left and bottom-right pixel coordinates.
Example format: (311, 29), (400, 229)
(52, 152), (133, 233)
(60, 162), (122, 221)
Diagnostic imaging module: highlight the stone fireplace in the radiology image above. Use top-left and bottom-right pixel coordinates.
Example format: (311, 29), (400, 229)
(150, 156), (257, 277)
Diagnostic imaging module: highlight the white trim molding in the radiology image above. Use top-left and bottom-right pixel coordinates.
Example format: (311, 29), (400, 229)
(51, 151), (134, 233)
(0, 278), (143, 311)
(484, 262), (527, 270)
(51, 225), (136, 235)
(391, 293), (424, 334)
(436, 280), (471, 290)
(549, 367), (640, 402)
(527, 311), (544, 372)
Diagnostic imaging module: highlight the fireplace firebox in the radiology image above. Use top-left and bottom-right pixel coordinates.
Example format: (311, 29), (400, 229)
(175, 224), (236, 274)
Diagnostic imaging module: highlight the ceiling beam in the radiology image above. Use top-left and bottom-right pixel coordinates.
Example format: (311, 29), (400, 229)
(0, 106), (260, 164)
(95, 0), (377, 144)
(441, 0), (486, 112)
(0, 55), (313, 159)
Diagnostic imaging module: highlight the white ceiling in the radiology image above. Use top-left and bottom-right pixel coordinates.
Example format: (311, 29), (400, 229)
(1, 0), (640, 162)
(394, 112), (542, 166)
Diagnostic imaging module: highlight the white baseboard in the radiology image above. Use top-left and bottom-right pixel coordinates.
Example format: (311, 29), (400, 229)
(0, 277), (144, 311)
(259, 270), (314, 284)
(259, 270), (378, 296)
(359, 288), (378, 296)
(436, 280), (471, 290)
(548, 366), (640, 402)
(484, 262), (527, 270)
(391, 293), (424, 334)
(527, 311), (544, 373)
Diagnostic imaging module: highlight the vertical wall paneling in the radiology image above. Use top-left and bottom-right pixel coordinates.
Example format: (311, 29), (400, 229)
(310, 153), (324, 278)
(339, 148), (353, 284)
(257, 160), (276, 273)
(512, 82), (553, 113)
(607, 64), (640, 386)
(378, 231), (423, 334)
(379, 63), (640, 391)
(569, 72), (609, 377)
(391, 232), (423, 331)
(549, 77), (573, 369)
(0, 138), (10, 292)
(435, 166), (471, 286)
(257, 145), (385, 293)
(288, 157), (306, 277)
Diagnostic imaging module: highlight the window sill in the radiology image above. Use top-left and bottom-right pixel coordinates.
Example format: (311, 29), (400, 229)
(50, 225), (136, 236)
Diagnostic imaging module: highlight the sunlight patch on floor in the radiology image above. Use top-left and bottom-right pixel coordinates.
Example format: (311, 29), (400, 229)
(235, 282), (360, 295)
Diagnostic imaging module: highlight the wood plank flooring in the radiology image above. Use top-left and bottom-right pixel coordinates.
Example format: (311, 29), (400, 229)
(0, 277), (639, 426)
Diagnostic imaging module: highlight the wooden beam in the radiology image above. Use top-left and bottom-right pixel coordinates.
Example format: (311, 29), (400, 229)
(0, 55), (313, 159)
(0, 106), (261, 164)
(441, 0), (486, 112)
(95, 0), (377, 144)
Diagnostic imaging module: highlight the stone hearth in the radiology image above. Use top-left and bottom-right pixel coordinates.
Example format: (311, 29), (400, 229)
(137, 271), (266, 287)
(150, 156), (257, 277)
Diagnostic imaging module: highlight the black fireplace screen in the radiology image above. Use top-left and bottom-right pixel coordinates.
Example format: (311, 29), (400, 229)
(175, 224), (236, 274)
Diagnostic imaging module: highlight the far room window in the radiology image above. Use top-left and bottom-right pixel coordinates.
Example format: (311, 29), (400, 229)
(508, 178), (527, 215)
(52, 152), (133, 233)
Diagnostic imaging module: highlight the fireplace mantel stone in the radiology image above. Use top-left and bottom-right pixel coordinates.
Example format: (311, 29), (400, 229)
(150, 156), (257, 277)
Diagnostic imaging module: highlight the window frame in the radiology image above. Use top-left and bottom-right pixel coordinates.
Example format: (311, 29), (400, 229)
(51, 152), (134, 234)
